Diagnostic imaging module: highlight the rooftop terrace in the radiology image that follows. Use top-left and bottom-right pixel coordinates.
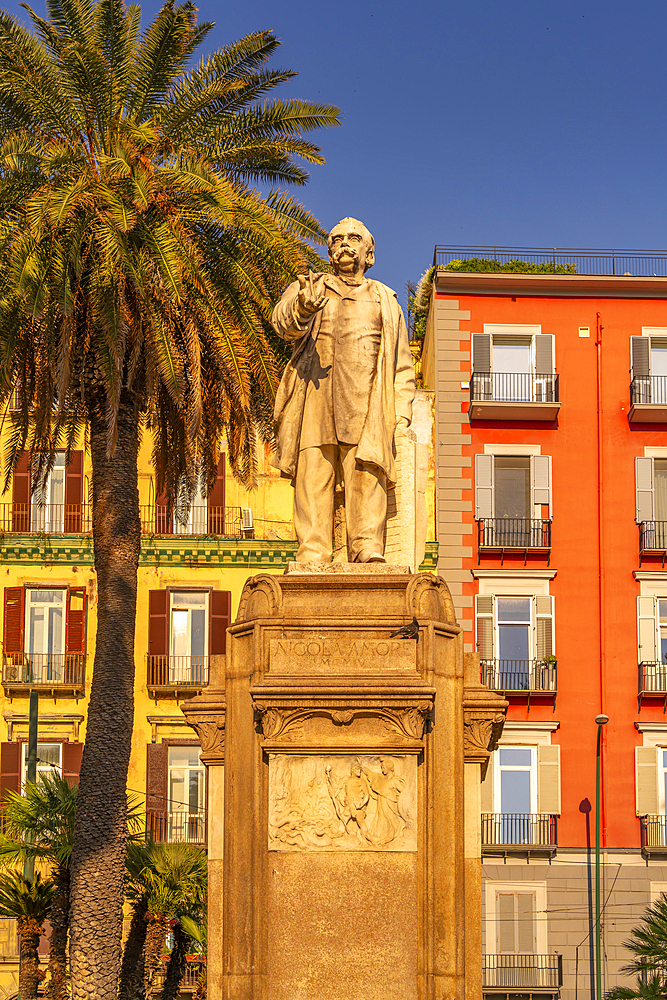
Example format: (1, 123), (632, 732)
(432, 246), (667, 276)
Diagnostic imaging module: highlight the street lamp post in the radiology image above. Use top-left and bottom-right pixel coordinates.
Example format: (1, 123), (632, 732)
(595, 714), (609, 1000)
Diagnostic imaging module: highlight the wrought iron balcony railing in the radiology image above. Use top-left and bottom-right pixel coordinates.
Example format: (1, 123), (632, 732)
(478, 518), (551, 550)
(481, 659), (556, 694)
(147, 655), (209, 689)
(632, 376), (667, 405)
(144, 504), (242, 537)
(483, 954), (563, 990)
(146, 809), (207, 846)
(152, 956), (205, 991)
(641, 815), (667, 851)
(2, 652), (85, 691)
(0, 502), (244, 537)
(639, 662), (667, 695)
(470, 372), (559, 404)
(639, 522), (667, 563)
(482, 813), (557, 849)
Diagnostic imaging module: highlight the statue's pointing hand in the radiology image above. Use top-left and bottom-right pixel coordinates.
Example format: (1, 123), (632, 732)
(295, 270), (328, 325)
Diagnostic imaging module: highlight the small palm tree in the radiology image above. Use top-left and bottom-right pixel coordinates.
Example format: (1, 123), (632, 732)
(605, 893), (667, 1000)
(0, 870), (54, 1000)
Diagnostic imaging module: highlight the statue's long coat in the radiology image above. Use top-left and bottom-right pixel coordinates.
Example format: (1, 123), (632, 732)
(271, 275), (415, 484)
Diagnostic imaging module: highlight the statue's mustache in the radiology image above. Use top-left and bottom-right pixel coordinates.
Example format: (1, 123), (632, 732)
(334, 247), (357, 258)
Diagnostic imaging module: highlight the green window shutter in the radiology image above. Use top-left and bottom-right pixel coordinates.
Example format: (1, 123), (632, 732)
(637, 596), (658, 664)
(534, 595), (555, 660)
(537, 744), (561, 814)
(632, 336), (651, 378)
(636, 457), (655, 523)
(635, 746), (659, 815)
(475, 454), (494, 520)
(531, 455), (552, 516)
(475, 594), (495, 659)
(534, 334), (555, 375)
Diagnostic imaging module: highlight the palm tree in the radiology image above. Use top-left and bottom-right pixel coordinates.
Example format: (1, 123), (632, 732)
(0, 774), (77, 1000)
(605, 893), (667, 1000)
(120, 840), (207, 1000)
(178, 913), (206, 1000)
(0, 870), (54, 1000)
(0, 3), (338, 997)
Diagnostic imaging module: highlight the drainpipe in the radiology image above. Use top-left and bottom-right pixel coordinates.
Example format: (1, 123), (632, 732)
(595, 312), (607, 1000)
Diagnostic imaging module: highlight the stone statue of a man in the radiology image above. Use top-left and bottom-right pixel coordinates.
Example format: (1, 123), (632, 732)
(271, 218), (415, 563)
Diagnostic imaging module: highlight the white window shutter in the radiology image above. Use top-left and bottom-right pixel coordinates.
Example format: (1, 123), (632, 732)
(475, 454), (494, 519)
(476, 594), (495, 659)
(637, 596), (658, 664)
(535, 334), (555, 375)
(472, 333), (492, 373)
(635, 746), (659, 815)
(636, 457), (655, 523)
(531, 455), (552, 516)
(533, 595), (555, 660)
(481, 759), (494, 813)
(631, 336), (651, 378)
(497, 893), (516, 953)
(537, 744), (561, 814)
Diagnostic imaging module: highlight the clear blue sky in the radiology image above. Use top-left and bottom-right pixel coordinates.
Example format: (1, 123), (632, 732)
(4, 0), (667, 305)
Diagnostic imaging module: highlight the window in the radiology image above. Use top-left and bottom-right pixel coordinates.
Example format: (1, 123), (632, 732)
(636, 457), (667, 549)
(475, 454), (552, 549)
(12, 451), (83, 533)
(496, 890), (536, 954)
(153, 456), (226, 536)
(2, 586), (86, 690)
(496, 746), (536, 814)
(484, 882), (554, 991)
(471, 328), (556, 403)
(636, 744), (667, 846)
(174, 478), (207, 536)
(476, 593), (555, 692)
(21, 741), (62, 789)
(168, 746), (205, 843)
(31, 453), (65, 533)
(632, 335), (667, 404)
(481, 734), (560, 847)
(147, 588), (231, 690)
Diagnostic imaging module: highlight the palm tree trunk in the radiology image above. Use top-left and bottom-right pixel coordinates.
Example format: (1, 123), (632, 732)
(18, 916), (44, 1000)
(118, 898), (148, 1000)
(69, 388), (141, 1000)
(159, 924), (187, 1000)
(144, 914), (168, 995)
(44, 865), (69, 1000)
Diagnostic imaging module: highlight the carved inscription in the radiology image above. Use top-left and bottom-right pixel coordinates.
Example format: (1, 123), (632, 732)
(269, 637), (417, 674)
(268, 753), (417, 852)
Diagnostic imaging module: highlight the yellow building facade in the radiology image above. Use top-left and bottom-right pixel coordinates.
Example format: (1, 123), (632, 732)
(0, 390), (436, 993)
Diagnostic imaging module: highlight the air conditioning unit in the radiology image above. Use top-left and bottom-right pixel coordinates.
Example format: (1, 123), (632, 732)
(241, 508), (254, 536)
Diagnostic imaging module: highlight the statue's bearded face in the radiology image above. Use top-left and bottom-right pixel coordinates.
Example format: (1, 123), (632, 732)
(328, 220), (374, 275)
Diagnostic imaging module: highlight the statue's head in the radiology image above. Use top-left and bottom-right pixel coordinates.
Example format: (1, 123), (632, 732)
(328, 218), (375, 275)
(351, 762), (362, 777)
(380, 758), (394, 775)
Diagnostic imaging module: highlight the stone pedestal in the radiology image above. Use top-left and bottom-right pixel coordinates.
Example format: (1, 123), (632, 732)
(183, 567), (506, 1000)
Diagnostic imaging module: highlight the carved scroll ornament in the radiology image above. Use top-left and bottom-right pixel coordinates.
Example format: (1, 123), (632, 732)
(254, 702), (433, 742)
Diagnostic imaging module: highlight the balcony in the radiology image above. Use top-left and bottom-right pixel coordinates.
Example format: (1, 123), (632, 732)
(0, 502), (244, 538)
(481, 659), (557, 709)
(482, 814), (558, 858)
(641, 816), (667, 857)
(638, 662), (667, 708)
(469, 373), (560, 421)
(639, 522), (667, 566)
(146, 809), (207, 846)
(630, 377), (667, 423)
(2, 653), (85, 696)
(147, 655), (209, 697)
(153, 956), (205, 993)
(477, 519), (552, 565)
(483, 955), (563, 991)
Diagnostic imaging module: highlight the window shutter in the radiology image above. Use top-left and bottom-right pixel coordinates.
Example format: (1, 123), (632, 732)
(534, 595), (555, 660)
(3, 587), (24, 658)
(637, 596), (658, 664)
(12, 451), (30, 532)
(497, 893), (516, 953)
(207, 455), (226, 534)
(148, 591), (168, 657)
(62, 743), (83, 785)
(537, 744), (561, 814)
(632, 336), (651, 378)
(475, 454), (494, 520)
(635, 746), (659, 815)
(517, 893), (536, 953)
(0, 743), (20, 802)
(64, 451), (83, 532)
(472, 334), (492, 373)
(636, 457), (655, 523)
(531, 455), (552, 516)
(480, 761), (494, 813)
(210, 590), (231, 656)
(154, 488), (172, 534)
(534, 335), (555, 375)
(65, 588), (86, 655)
(146, 742), (168, 817)
(476, 594), (495, 659)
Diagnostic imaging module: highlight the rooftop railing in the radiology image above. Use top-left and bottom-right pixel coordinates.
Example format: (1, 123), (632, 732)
(433, 245), (667, 276)
(483, 954), (563, 990)
(470, 372), (559, 404)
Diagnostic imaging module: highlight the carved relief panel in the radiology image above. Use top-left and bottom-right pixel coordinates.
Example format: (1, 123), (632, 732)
(268, 753), (417, 852)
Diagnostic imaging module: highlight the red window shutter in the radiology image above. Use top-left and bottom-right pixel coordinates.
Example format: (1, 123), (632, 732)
(155, 488), (172, 534)
(62, 743), (83, 785)
(64, 451), (83, 532)
(12, 451), (30, 531)
(3, 587), (24, 659)
(207, 455), (226, 534)
(65, 588), (86, 688)
(146, 743), (168, 840)
(0, 742), (20, 801)
(210, 590), (231, 656)
(149, 591), (168, 656)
